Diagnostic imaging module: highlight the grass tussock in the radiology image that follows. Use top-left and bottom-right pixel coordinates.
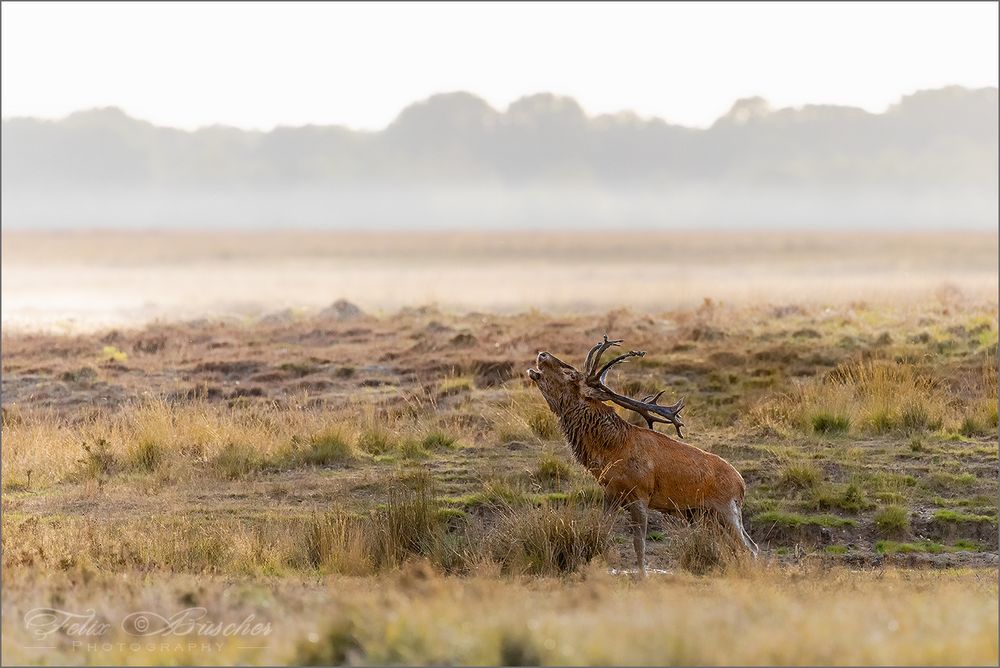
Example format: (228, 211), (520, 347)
(932, 509), (996, 524)
(665, 511), (750, 576)
(748, 360), (951, 436)
(356, 422), (396, 455)
(489, 504), (613, 575)
(291, 427), (356, 466)
(959, 352), (999, 437)
(535, 451), (573, 483)
(874, 505), (910, 536)
(777, 462), (823, 491)
(806, 483), (872, 514)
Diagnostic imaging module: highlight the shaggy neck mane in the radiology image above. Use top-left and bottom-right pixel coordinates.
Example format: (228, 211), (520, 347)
(558, 399), (629, 470)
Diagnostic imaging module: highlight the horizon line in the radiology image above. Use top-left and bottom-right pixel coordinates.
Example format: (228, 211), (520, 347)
(3, 84), (996, 135)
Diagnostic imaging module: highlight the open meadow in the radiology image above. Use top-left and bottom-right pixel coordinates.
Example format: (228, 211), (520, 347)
(2, 231), (998, 665)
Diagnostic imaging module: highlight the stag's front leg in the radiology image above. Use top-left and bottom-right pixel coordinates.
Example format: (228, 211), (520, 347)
(628, 499), (649, 578)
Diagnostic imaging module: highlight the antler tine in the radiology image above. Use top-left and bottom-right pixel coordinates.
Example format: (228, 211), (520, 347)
(641, 389), (666, 404)
(596, 350), (645, 384)
(584, 334), (623, 375)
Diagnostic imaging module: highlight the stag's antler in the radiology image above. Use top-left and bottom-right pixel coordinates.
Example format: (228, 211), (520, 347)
(583, 334), (623, 376)
(583, 334), (687, 438)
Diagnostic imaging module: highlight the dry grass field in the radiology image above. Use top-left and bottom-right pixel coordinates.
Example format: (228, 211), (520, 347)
(2, 231), (998, 665)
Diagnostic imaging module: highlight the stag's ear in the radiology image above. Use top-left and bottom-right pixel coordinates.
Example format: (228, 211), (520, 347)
(581, 383), (611, 401)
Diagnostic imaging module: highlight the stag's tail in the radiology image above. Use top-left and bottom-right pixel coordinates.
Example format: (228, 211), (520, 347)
(728, 499), (759, 557)
(741, 526), (759, 557)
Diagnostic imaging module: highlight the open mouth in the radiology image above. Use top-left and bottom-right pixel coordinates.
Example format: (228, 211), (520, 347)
(526, 368), (541, 381)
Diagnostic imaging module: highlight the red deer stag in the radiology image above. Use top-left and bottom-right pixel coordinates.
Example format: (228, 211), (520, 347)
(526, 335), (757, 575)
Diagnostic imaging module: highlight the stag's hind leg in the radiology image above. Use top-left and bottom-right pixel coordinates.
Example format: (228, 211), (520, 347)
(627, 499), (649, 577)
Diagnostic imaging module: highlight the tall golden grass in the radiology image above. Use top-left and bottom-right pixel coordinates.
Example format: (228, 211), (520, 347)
(746, 356), (997, 437)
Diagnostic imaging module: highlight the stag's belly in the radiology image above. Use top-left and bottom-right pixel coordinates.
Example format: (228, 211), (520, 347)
(648, 467), (716, 512)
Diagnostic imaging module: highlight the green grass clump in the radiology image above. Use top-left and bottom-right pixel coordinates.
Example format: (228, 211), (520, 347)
(357, 426), (396, 455)
(898, 404), (931, 433)
(768, 360), (946, 436)
(931, 495), (995, 509)
(811, 413), (850, 435)
(874, 505), (910, 536)
(859, 472), (917, 499)
(778, 463), (822, 491)
(922, 471), (977, 492)
(369, 484), (445, 569)
(451, 480), (535, 511)
(807, 483), (871, 514)
(953, 539), (984, 550)
(824, 545), (849, 555)
(876, 540), (945, 554)
(421, 430), (457, 450)
(399, 439), (428, 460)
(535, 452), (572, 483)
(299, 429), (355, 466)
(752, 511), (856, 528)
(932, 509), (996, 524)
(875, 539), (982, 554)
(126, 437), (164, 472)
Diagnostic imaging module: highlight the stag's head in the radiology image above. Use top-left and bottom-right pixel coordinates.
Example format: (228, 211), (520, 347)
(526, 335), (688, 438)
(526, 351), (595, 413)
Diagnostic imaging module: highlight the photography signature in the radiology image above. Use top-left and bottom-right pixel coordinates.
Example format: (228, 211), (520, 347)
(24, 607), (272, 640)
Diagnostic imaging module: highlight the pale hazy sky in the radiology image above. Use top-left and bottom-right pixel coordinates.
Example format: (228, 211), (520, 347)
(2, 1), (997, 131)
